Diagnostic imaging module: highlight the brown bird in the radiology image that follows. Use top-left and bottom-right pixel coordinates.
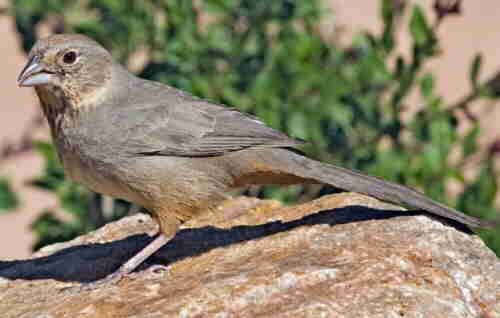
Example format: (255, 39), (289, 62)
(17, 34), (494, 286)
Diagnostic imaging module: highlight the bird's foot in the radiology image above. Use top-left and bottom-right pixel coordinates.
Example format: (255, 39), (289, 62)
(59, 234), (173, 293)
(60, 264), (171, 293)
(60, 269), (127, 293)
(84, 270), (126, 289)
(147, 264), (170, 277)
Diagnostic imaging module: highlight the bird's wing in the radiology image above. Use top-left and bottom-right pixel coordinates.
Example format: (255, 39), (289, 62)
(123, 95), (304, 157)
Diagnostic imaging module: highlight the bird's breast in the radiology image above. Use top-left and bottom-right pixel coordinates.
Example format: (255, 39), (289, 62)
(53, 126), (139, 202)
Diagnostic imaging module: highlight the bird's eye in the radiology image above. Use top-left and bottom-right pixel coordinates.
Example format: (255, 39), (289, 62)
(62, 51), (78, 64)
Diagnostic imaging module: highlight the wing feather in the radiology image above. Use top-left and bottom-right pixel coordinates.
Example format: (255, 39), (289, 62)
(131, 100), (303, 157)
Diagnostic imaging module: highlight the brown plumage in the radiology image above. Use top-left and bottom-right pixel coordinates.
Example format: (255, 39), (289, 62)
(17, 34), (495, 287)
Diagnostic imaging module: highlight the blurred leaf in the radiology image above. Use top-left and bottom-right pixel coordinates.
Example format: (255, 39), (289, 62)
(409, 6), (431, 46)
(380, 0), (395, 52)
(420, 72), (434, 99)
(31, 140), (65, 191)
(458, 164), (498, 220)
(422, 144), (443, 174)
(463, 125), (479, 157)
(30, 210), (83, 251)
(0, 178), (18, 212)
(470, 53), (482, 90)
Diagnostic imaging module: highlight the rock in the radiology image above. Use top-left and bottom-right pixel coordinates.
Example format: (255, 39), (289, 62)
(0, 193), (498, 317)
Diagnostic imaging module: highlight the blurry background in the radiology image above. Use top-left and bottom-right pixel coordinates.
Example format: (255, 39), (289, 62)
(1, 0), (500, 258)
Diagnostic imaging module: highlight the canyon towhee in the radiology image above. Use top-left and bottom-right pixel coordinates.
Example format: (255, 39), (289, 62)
(17, 34), (494, 286)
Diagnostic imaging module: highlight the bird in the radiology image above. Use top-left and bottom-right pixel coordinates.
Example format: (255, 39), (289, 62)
(17, 33), (494, 286)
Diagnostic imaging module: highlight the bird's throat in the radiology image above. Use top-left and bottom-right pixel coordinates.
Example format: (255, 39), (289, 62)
(35, 86), (77, 135)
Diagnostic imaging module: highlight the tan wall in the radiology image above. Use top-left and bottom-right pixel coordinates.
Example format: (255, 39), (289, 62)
(1, 1), (500, 259)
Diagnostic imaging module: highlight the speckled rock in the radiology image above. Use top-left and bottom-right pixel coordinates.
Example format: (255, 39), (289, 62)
(0, 193), (499, 317)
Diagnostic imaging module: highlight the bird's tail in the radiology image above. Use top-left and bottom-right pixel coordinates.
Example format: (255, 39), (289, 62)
(230, 148), (495, 228)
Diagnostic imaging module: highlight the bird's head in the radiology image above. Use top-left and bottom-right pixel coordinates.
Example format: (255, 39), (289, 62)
(17, 34), (113, 107)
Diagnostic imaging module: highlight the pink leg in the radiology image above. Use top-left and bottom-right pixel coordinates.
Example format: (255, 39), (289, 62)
(77, 233), (173, 290)
(117, 233), (172, 276)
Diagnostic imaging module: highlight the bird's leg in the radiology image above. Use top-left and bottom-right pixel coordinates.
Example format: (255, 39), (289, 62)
(75, 233), (173, 291)
(113, 232), (173, 278)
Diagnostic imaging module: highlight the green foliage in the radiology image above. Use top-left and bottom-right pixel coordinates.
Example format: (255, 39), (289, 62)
(470, 54), (482, 90)
(10, 0), (500, 253)
(0, 178), (18, 213)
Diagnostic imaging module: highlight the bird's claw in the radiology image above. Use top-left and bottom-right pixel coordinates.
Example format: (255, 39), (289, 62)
(147, 264), (170, 277)
(59, 270), (127, 293)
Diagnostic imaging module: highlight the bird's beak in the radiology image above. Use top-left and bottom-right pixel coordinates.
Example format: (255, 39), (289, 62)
(17, 55), (55, 87)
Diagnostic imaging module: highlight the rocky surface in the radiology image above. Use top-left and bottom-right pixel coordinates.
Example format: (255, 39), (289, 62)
(0, 192), (499, 317)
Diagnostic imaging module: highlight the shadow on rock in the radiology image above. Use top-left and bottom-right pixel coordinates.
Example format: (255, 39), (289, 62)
(0, 205), (471, 283)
